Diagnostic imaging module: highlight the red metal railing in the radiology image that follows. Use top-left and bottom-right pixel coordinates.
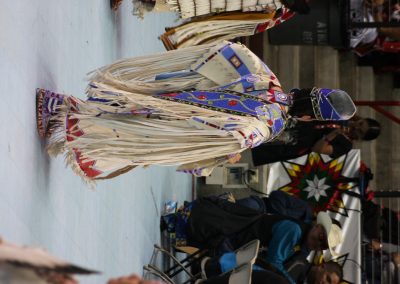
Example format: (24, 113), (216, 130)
(355, 101), (400, 124)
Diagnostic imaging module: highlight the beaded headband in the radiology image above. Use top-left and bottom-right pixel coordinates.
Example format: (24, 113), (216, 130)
(310, 87), (356, 121)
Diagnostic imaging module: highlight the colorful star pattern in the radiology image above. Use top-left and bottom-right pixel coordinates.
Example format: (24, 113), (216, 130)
(278, 152), (356, 216)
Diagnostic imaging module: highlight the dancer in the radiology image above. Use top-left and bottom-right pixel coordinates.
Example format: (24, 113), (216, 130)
(159, 0), (310, 49)
(159, 2), (299, 50)
(36, 41), (356, 183)
(111, 0), (310, 49)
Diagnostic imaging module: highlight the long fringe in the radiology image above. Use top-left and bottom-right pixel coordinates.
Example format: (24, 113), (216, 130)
(65, 151), (97, 186)
(45, 92), (251, 183)
(45, 101), (97, 186)
(130, 0), (282, 20)
(162, 20), (265, 49)
(166, 0), (283, 19)
(46, 103), (69, 157)
(88, 43), (213, 80)
(86, 81), (228, 119)
(44, 41), (275, 183)
(87, 43), (220, 95)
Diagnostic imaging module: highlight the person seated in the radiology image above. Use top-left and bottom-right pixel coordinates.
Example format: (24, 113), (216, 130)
(364, 238), (400, 283)
(350, 0), (400, 54)
(235, 190), (313, 224)
(362, 199), (400, 246)
(305, 261), (343, 284)
(162, 197), (343, 284)
(203, 268), (289, 284)
(212, 212), (341, 284)
(366, 0), (400, 42)
(202, 257), (343, 284)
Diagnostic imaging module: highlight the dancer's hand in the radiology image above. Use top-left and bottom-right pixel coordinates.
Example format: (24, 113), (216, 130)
(325, 129), (342, 141)
(311, 129), (341, 155)
(228, 153), (241, 164)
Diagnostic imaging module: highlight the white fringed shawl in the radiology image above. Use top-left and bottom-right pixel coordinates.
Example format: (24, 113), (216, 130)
(49, 42), (281, 182)
(154, 0), (283, 19)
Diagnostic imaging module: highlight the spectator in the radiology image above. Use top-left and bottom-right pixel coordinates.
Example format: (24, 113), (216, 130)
(162, 197), (343, 284)
(202, 254), (343, 284)
(235, 190), (313, 224)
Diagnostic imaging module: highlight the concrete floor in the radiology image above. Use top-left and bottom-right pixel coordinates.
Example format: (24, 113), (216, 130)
(0, 1), (191, 283)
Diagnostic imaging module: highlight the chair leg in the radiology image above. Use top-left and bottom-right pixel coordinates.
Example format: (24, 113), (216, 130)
(153, 244), (195, 278)
(148, 245), (160, 267)
(143, 265), (175, 284)
(168, 249), (208, 278)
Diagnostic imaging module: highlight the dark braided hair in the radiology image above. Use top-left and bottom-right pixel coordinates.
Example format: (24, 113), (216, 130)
(362, 118), (381, 141)
(288, 88), (316, 118)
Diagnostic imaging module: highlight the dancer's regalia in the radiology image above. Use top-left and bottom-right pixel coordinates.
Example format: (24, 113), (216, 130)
(36, 42), (355, 183)
(131, 0), (310, 49)
(159, 1), (295, 50)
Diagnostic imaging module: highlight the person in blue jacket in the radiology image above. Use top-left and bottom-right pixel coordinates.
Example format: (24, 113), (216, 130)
(162, 197), (343, 284)
(212, 211), (341, 284)
(202, 257), (343, 284)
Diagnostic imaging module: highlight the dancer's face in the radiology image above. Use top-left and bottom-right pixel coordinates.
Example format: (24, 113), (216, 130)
(348, 119), (370, 140)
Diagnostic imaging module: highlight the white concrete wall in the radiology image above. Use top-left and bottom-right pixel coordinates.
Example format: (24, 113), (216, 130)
(0, 1), (191, 283)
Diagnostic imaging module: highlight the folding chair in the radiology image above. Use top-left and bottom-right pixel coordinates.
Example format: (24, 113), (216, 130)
(143, 244), (208, 283)
(195, 262), (253, 284)
(197, 239), (259, 284)
(227, 263), (253, 284)
(144, 240), (259, 284)
(234, 239), (260, 266)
